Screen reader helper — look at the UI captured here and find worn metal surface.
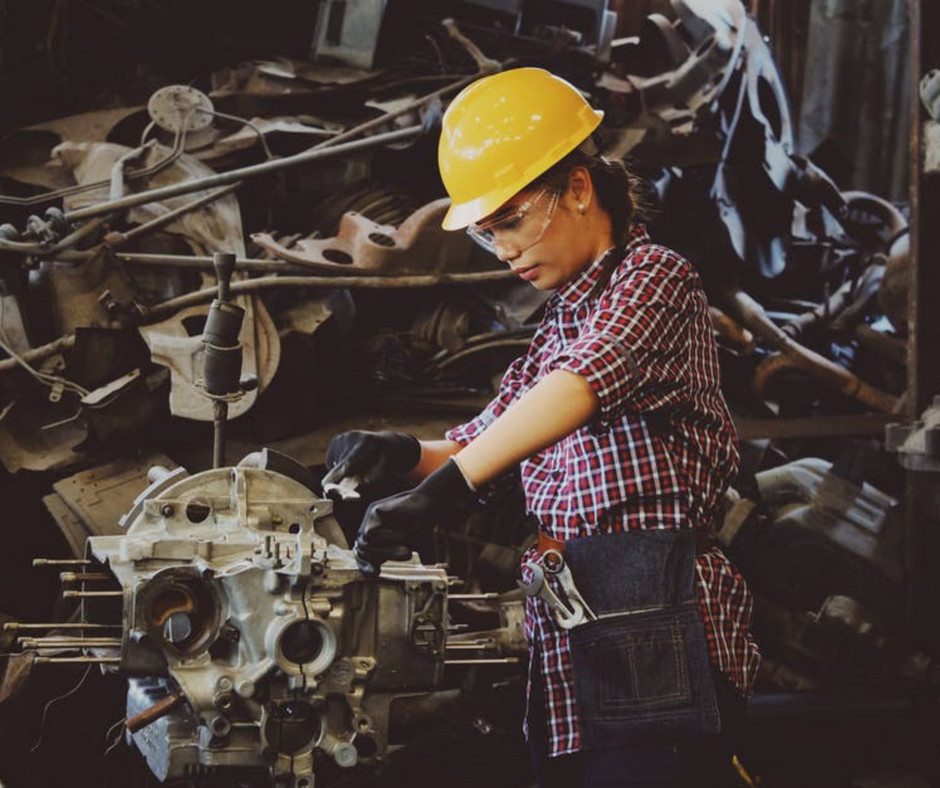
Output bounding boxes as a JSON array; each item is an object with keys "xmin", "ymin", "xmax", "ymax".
[
  {"xmin": 41, "ymin": 453, "xmax": 179, "ymax": 555},
  {"xmin": 253, "ymin": 199, "xmax": 482, "ymax": 274}
]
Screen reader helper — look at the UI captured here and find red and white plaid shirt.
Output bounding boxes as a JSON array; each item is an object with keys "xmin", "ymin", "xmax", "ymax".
[{"xmin": 446, "ymin": 225, "xmax": 761, "ymax": 757}]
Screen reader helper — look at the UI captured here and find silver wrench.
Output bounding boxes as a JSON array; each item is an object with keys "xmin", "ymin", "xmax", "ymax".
[
  {"xmin": 542, "ymin": 549, "xmax": 597, "ymax": 626},
  {"xmin": 518, "ymin": 561, "xmax": 585, "ymax": 630}
]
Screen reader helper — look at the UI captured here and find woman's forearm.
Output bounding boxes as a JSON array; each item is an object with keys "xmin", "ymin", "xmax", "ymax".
[
  {"xmin": 455, "ymin": 369, "xmax": 598, "ymax": 487},
  {"xmin": 409, "ymin": 439, "xmax": 463, "ymax": 481}
]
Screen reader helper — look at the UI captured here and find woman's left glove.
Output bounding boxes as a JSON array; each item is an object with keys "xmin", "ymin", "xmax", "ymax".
[{"xmin": 354, "ymin": 459, "xmax": 477, "ymax": 576}]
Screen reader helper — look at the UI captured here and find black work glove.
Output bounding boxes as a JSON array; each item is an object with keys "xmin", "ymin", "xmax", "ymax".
[
  {"xmin": 322, "ymin": 430, "xmax": 421, "ymax": 494},
  {"xmin": 354, "ymin": 459, "xmax": 478, "ymax": 576}
]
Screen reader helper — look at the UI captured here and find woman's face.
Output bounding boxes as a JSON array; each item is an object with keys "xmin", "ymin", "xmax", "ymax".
[{"xmin": 467, "ymin": 168, "xmax": 613, "ymax": 291}]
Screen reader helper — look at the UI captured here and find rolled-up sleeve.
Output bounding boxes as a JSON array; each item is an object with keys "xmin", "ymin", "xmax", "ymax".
[{"xmin": 550, "ymin": 246, "xmax": 696, "ymax": 424}]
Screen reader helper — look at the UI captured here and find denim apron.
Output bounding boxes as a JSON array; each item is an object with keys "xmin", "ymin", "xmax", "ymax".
[{"xmin": 562, "ymin": 529, "xmax": 720, "ymax": 749}]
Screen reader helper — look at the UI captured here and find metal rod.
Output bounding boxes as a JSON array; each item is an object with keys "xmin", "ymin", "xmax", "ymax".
[
  {"xmin": 33, "ymin": 656, "xmax": 121, "ymax": 664},
  {"xmin": 104, "ymin": 184, "xmax": 239, "ymax": 248},
  {"xmin": 62, "ymin": 590, "xmax": 123, "ymax": 599},
  {"xmin": 126, "ymin": 691, "xmax": 186, "ymax": 734},
  {"xmin": 65, "ymin": 125, "xmax": 423, "ymax": 221},
  {"xmin": 444, "ymin": 658, "xmax": 522, "ymax": 665},
  {"xmin": 212, "ymin": 400, "xmax": 227, "ymax": 469},
  {"xmin": 20, "ymin": 638, "xmax": 123, "ymax": 647},
  {"xmin": 33, "ymin": 558, "xmax": 91, "ymax": 566},
  {"xmin": 100, "ymin": 252, "xmax": 300, "ymax": 273},
  {"xmin": 4, "ymin": 622, "xmax": 119, "ymax": 631},
  {"xmin": 444, "ymin": 642, "xmax": 496, "ymax": 650},
  {"xmin": 448, "ymin": 593, "xmax": 501, "ymax": 600},
  {"xmin": 138, "ymin": 268, "xmax": 516, "ymax": 322},
  {"xmin": 0, "ymin": 335, "xmax": 77, "ymax": 375},
  {"xmin": 734, "ymin": 413, "xmax": 899, "ymax": 440},
  {"xmin": 59, "ymin": 572, "xmax": 110, "ymax": 583}
]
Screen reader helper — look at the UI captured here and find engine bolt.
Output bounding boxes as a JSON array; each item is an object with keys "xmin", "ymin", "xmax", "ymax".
[
  {"xmin": 160, "ymin": 504, "xmax": 174, "ymax": 517},
  {"xmin": 236, "ymin": 678, "xmax": 255, "ymax": 698}
]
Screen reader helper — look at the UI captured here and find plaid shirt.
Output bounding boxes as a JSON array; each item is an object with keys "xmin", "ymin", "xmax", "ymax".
[{"xmin": 446, "ymin": 225, "xmax": 761, "ymax": 757}]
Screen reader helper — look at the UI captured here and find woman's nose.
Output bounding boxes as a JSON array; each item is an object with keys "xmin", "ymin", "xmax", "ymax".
[{"xmin": 493, "ymin": 239, "xmax": 519, "ymax": 263}]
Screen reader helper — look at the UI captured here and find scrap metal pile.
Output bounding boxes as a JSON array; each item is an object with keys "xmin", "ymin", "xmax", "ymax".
[{"xmin": 0, "ymin": 1, "xmax": 927, "ymax": 786}]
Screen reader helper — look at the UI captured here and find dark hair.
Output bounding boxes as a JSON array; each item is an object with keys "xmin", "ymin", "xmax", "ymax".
[{"xmin": 530, "ymin": 146, "xmax": 649, "ymax": 247}]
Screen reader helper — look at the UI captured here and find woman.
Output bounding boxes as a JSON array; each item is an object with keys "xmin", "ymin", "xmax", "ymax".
[{"xmin": 324, "ymin": 67, "xmax": 760, "ymax": 787}]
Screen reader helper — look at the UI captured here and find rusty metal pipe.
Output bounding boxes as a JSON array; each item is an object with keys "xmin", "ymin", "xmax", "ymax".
[
  {"xmin": 709, "ymin": 306, "xmax": 756, "ymax": 353},
  {"xmin": 855, "ymin": 323, "xmax": 907, "ymax": 366},
  {"xmin": 725, "ymin": 288, "xmax": 899, "ymax": 413},
  {"xmin": 59, "ymin": 572, "xmax": 110, "ymax": 583},
  {"xmin": 125, "ymin": 691, "xmax": 186, "ymax": 734}
]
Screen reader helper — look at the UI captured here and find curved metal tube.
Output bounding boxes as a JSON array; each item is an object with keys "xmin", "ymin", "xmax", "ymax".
[
  {"xmin": 841, "ymin": 190, "xmax": 908, "ymax": 250},
  {"xmin": 708, "ymin": 306, "xmax": 756, "ymax": 354},
  {"xmin": 0, "ymin": 127, "xmax": 186, "ymax": 208},
  {"xmin": 725, "ymin": 288, "xmax": 899, "ymax": 413}
]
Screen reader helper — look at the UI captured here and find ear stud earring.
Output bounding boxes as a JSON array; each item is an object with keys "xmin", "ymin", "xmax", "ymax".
[{"xmin": 577, "ymin": 203, "xmax": 585, "ymax": 214}]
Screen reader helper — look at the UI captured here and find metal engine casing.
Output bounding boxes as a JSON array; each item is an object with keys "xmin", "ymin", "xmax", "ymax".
[{"xmin": 88, "ymin": 465, "xmax": 451, "ymax": 784}]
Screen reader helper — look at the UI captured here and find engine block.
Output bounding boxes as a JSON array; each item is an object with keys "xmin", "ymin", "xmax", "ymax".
[{"xmin": 85, "ymin": 463, "xmax": 455, "ymax": 785}]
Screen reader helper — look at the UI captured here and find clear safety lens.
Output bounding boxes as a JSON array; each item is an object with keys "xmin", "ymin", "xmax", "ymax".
[{"xmin": 466, "ymin": 187, "xmax": 559, "ymax": 255}]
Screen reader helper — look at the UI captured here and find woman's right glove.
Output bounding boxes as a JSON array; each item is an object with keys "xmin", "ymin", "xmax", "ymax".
[{"xmin": 322, "ymin": 430, "xmax": 421, "ymax": 495}]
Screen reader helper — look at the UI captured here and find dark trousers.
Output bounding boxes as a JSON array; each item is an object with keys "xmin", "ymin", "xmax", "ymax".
[{"xmin": 527, "ymin": 665, "xmax": 745, "ymax": 788}]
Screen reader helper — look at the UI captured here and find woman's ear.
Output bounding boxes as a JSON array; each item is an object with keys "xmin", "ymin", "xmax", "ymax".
[{"xmin": 567, "ymin": 166, "xmax": 594, "ymax": 211}]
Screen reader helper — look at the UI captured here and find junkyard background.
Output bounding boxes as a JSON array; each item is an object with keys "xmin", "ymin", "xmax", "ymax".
[{"xmin": 1, "ymin": 1, "xmax": 939, "ymax": 787}]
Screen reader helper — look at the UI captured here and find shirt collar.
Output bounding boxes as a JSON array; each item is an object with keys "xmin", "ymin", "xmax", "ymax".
[{"xmin": 549, "ymin": 223, "xmax": 651, "ymax": 311}]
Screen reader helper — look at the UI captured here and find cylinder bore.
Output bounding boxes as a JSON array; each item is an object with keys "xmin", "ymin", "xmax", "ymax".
[
  {"xmin": 263, "ymin": 700, "xmax": 322, "ymax": 755},
  {"xmin": 277, "ymin": 619, "xmax": 336, "ymax": 677},
  {"xmin": 139, "ymin": 574, "xmax": 219, "ymax": 655}
]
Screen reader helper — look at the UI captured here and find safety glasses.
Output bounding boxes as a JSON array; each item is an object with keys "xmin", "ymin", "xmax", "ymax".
[{"xmin": 466, "ymin": 187, "xmax": 560, "ymax": 255}]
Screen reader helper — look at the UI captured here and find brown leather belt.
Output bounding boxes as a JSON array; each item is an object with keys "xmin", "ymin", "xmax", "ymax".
[{"xmin": 537, "ymin": 531, "xmax": 566, "ymax": 555}]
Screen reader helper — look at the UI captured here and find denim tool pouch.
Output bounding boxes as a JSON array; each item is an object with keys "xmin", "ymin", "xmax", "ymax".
[{"xmin": 563, "ymin": 529, "xmax": 720, "ymax": 748}]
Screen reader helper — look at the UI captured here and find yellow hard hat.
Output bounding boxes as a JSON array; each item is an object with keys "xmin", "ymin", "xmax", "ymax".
[{"xmin": 438, "ymin": 68, "xmax": 604, "ymax": 230}]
